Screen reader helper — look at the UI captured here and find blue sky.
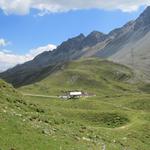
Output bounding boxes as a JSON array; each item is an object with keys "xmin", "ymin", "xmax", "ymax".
[{"xmin": 0, "ymin": 0, "xmax": 149, "ymax": 72}]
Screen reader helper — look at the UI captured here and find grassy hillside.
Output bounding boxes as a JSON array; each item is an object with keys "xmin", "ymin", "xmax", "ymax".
[
  {"xmin": 21, "ymin": 93, "xmax": 150, "ymax": 150},
  {"xmin": 0, "ymin": 79, "xmax": 61, "ymax": 149},
  {"xmin": 0, "ymin": 80, "xmax": 85, "ymax": 149},
  {"xmin": 0, "ymin": 58, "xmax": 150, "ymax": 150},
  {"xmin": 20, "ymin": 58, "xmax": 137, "ymax": 96}
]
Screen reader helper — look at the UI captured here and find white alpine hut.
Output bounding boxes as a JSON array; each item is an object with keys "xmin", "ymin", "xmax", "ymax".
[{"xmin": 69, "ymin": 91, "xmax": 82, "ymax": 98}]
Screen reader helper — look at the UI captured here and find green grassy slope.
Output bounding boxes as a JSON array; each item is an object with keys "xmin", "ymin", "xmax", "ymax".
[
  {"xmin": 17, "ymin": 93, "xmax": 150, "ymax": 150},
  {"xmin": 20, "ymin": 58, "xmax": 137, "ymax": 96},
  {"xmin": 0, "ymin": 80, "xmax": 83, "ymax": 150},
  {"xmin": 0, "ymin": 58, "xmax": 150, "ymax": 150}
]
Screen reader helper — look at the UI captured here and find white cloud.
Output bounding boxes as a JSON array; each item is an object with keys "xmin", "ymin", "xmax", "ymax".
[
  {"xmin": 0, "ymin": 44, "xmax": 56, "ymax": 72},
  {"xmin": 0, "ymin": 0, "xmax": 31, "ymax": 15},
  {"xmin": 26, "ymin": 44, "xmax": 56, "ymax": 59},
  {"xmin": 0, "ymin": 0, "xmax": 150, "ymax": 15},
  {"xmin": 0, "ymin": 38, "xmax": 9, "ymax": 47}
]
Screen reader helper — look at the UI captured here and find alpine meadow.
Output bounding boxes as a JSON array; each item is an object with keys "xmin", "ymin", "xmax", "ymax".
[{"xmin": 0, "ymin": 1, "xmax": 150, "ymax": 150}]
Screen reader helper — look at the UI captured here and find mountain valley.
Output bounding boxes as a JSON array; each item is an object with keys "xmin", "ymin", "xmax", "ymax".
[{"xmin": 0, "ymin": 6, "xmax": 150, "ymax": 150}]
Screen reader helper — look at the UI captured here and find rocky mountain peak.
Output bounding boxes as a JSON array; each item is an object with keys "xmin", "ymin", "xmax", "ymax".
[
  {"xmin": 81, "ymin": 31, "xmax": 107, "ymax": 47},
  {"xmin": 88, "ymin": 31, "xmax": 105, "ymax": 37},
  {"xmin": 139, "ymin": 6, "xmax": 150, "ymax": 19},
  {"xmin": 77, "ymin": 33, "xmax": 85, "ymax": 39},
  {"xmin": 134, "ymin": 6, "xmax": 150, "ymax": 29},
  {"xmin": 56, "ymin": 33, "xmax": 85, "ymax": 52}
]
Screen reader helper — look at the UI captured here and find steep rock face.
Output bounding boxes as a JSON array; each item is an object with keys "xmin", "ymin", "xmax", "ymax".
[
  {"xmin": 81, "ymin": 31, "xmax": 107, "ymax": 47},
  {"xmin": 134, "ymin": 6, "xmax": 150, "ymax": 30},
  {"xmin": 93, "ymin": 7, "xmax": 150, "ymax": 59},
  {"xmin": 94, "ymin": 21, "xmax": 136, "ymax": 58}
]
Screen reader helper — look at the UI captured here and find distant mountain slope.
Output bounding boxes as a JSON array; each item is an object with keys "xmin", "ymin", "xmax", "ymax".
[
  {"xmin": 110, "ymin": 30, "xmax": 150, "ymax": 81},
  {"xmin": 87, "ymin": 6, "xmax": 150, "ymax": 60},
  {"xmin": 0, "ymin": 31, "xmax": 107, "ymax": 87},
  {"xmin": 108, "ymin": 7, "xmax": 150, "ymax": 81},
  {"xmin": 81, "ymin": 7, "xmax": 150, "ymax": 81},
  {"xmin": 19, "ymin": 58, "xmax": 136, "ymax": 96},
  {"xmin": 0, "ymin": 7, "xmax": 150, "ymax": 86}
]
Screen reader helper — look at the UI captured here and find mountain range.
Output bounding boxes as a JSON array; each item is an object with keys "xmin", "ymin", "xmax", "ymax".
[{"xmin": 0, "ymin": 6, "xmax": 150, "ymax": 86}]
